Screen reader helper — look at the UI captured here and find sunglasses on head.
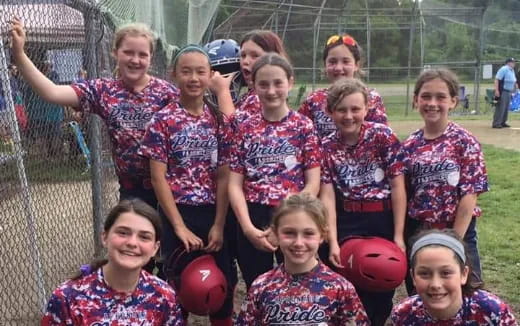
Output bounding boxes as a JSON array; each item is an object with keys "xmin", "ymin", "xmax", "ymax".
[{"xmin": 326, "ymin": 34, "xmax": 357, "ymax": 47}]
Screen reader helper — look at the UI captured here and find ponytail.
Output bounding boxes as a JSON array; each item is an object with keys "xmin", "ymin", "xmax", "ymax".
[{"xmin": 70, "ymin": 258, "xmax": 108, "ymax": 280}]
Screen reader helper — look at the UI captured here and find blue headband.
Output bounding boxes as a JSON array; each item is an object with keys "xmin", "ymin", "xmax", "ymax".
[
  {"xmin": 172, "ymin": 44, "xmax": 210, "ymax": 68},
  {"xmin": 411, "ymin": 233, "xmax": 466, "ymax": 263}
]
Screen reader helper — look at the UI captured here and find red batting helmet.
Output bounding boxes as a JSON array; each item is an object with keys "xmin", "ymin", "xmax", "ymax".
[
  {"xmin": 339, "ymin": 236, "xmax": 407, "ymax": 292},
  {"xmin": 165, "ymin": 249, "xmax": 227, "ymax": 316}
]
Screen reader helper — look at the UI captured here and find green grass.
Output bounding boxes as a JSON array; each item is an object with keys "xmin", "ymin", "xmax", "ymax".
[{"xmin": 477, "ymin": 145, "xmax": 520, "ymax": 313}]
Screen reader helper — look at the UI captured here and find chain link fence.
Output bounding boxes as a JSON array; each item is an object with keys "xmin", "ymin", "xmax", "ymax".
[
  {"xmin": 213, "ymin": 0, "xmax": 519, "ymax": 115},
  {"xmin": 0, "ymin": 0, "xmax": 517, "ymax": 323},
  {"xmin": 0, "ymin": 0, "xmax": 179, "ymax": 323}
]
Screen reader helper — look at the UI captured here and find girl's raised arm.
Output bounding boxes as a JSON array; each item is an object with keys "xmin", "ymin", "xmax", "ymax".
[{"xmin": 10, "ymin": 18, "xmax": 79, "ymax": 107}]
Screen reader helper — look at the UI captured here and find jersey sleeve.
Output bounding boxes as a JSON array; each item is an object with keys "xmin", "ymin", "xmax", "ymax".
[
  {"xmin": 458, "ymin": 134, "xmax": 489, "ymax": 196},
  {"xmin": 229, "ymin": 124, "xmax": 246, "ymax": 175},
  {"xmin": 70, "ymin": 79, "xmax": 102, "ymax": 115},
  {"xmin": 40, "ymin": 291, "xmax": 72, "ymax": 326},
  {"xmin": 164, "ymin": 292, "xmax": 187, "ymax": 326},
  {"xmin": 298, "ymin": 96, "xmax": 313, "ymax": 120},
  {"xmin": 337, "ymin": 281, "xmax": 371, "ymax": 325},
  {"xmin": 235, "ymin": 284, "xmax": 262, "ymax": 326},
  {"xmin": 139, "ymin": 110, "xmax": 169, "ymax": 164},
  {"xmin": 498, "ymin": 303, "xmax": 518, "ymax": 325},
  {"xmin": 379, "ymin": 126, "xmax": 405, "ymax": 178},
  {"xmin": 320, "ymin": 139, "xmax": 333, "ymax": 185},
  {"xmin": 366, "ymin": 89, "xmax": 388, "ymax": 125},
  {"xmin": 302, "ymin": 120, "xmax": 322, "ymax": 170},
  {"xmin": 217, "ymin": 116, "xmax": 233, "ymax": 167},
  {"xmin": 390, "ymin": 297, "xmax": 415, "ymax": 325}
]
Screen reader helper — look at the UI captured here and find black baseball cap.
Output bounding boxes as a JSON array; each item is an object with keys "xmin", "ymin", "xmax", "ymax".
[{"xmin": 505, "ymin": 57, "xmax": 516, "ymax": 63}]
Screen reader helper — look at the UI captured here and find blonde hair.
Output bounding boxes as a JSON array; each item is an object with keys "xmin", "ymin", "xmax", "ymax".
[
  {"xmin": 113, "ymin": 22, "xmax": 155, "ymax": 55},
  {"xmin": 271, "ymin": 193, "xmax": 328, "ymax": 237},
  {"xmin": 326, "ymin": 77, "xmax": 368, "ymax": 113}
]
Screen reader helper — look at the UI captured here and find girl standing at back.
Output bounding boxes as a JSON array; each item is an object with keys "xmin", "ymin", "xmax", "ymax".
[
  {"xmin": 208, "ymin": 31, "xmax": 290, "ymax": 293},
  {"xmin": 228, "ymin": 53, "xmax": 321, "ymax": 289},
  {"xmin": 236, "ymin": 193, "xmax": 370, "ymax": 325},
  {"xmin": 139, "ymin": 45, "xmax": 234, "ymax": 325},
  {"xmin": 299, "ymin": 33, "xmax": 387, "ymax": 139},
  {"xmin": 211, "ymin": 30, "xmax": 289, "ymax": 121},
  {"xmin": 401, "ymin": 69, "xmax": 488, "ymax": 292},
  {"xmin": 9, "ymin": 19, "xmax": 179, "ymax": 207},
  {"xmin": 236, "ymin": 30, "xmax": 289, "ymax": 111},
  {"xmin": 391, "ymin": 229, "xmax": 517, "ymax": 325},
  {"xmin": 41, "ymin": 199, "xmax": 185, "ymax": 325},
  {"xmin": 319, "ymin": 78, "xmax": 406, "ymax": 326}
]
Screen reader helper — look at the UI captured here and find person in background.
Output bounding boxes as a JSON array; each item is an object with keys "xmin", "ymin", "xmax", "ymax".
[
  {"xmin": 492, "ymin": 57, "xmax": 516, "ymax": 129},
  {"xmin": 228, "ymin": 53, "xmax": 321, "ymax": 289},
  {"xmin": 299, "ymin": 33, "xmax": 387, "ymax": 140}
]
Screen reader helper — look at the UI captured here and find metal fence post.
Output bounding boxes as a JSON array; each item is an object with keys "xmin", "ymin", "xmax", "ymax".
[
  {"xmin": 0, "ymin": 37, "xmax": 47, "ymax": 312},
  {"xmin": 83, "ymin": 10, "xmax": 104, "ymax": 256},
  {"xmin": 405, "ymin": 2, "xmax": 418, "ymax": 117},
  {"xmin": 474, "ymin": 6, "xmax": 487, "ymax": 114}
]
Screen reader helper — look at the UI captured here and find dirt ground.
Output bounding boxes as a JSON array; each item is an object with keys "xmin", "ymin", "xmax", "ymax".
[{"xmin": 389, "ymin": 119, "xmax": 520, "ymax": 152}]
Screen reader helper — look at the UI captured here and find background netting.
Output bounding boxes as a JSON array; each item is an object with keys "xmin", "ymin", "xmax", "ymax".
[
  {"xmin": 212, "ymin": 0, "xmax": 519, "ymax": 114},
  {"xmin": 0, "ymin": 0, "xmax": 220, "ymax": 324}
]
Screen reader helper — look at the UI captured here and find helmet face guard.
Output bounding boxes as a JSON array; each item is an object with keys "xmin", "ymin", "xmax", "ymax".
[
  {"xmin": 203, "ymin": 39, "xmax": 245, "ymax": 109},
  {"xmin": 339, "ymin": 236, "xmax": 407, "ymax": 292},
  {"xmin": 165, "ymin": 248, "xmax": 227, "ymax": 316}
]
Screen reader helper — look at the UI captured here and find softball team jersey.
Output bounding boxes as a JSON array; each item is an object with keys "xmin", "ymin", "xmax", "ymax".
[
  {"xmin": 233, "ymin": 89, "xmax": 261, "ymax": 127},
  {"xmin": 139, "ymin": 102, "xmax": 227, "ymax": 205},
  {"xmin": 299, "ymin": 88, "xmax": 388, "ymax": 139},
  {"xmin": 401, "ymin": 122, "xmax": 489, "ymax": 224},
  {"xmin": 391, "ymin": 290, "xmax": 517, "ymax": 325},
  {"xmin": 41, "ymin": 268, "xmax": 184, "ymax": 326},
  {"xmin": 71, "ymin": 77, "xmax": 179, "ymax": 189},
  {"xmin": 236, "ymin": 262, "xmax": 370, "ymax": 325},
  {"xmin": 230, "ymin": 110, "xmax": 321, "ymax": 206},
  {"xmin": 321, "ymin": 122, "xmax": 404, "ymax": 201}
]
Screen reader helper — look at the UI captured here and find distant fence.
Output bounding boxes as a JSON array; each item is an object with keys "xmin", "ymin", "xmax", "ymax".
[{"xmin": 0, "ymin": 1, "xmax": 169, "ymax": 324}]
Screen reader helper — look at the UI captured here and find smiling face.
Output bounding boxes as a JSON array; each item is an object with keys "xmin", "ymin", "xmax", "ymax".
[
  {"xmin": 275, "ymin": 210, "xmax": 324, "ymax": 274},
  {"xmin": 102, "ymin": 211, "xmax": 159, "ymax": 272},
  {"xmin": 414, "ymin": 78, "xmax": 457, "ymax": 128},
  {"xmin": 240, "ymin": 40, "xmax": 266, "ymax": 87},
  {"xmin": 173, "ymin": 51, "xmax": 212, "ymax": 100},
  {"xmin": 330, "ymin": 91, "xmax": 367, "ymax": 143},
  {"xmin": 113, "ymin": 35, "xmax": 152, "ymax": 86},
  {"xmin": 254, "ymin": 64, "xmax": 293, "ymax": 112},
  {"xmin": 325, "ymin": 45, "xmax": 359, "ymax": 83},
  {"xmin": 412, "ymin": 246, "xmax": 469, "ymax": 320}
]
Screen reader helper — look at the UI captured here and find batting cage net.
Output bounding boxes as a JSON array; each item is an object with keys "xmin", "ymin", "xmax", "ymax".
[{"xmin": 0, "ymin": 0, "xmax": 219, "ymax": 324}]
